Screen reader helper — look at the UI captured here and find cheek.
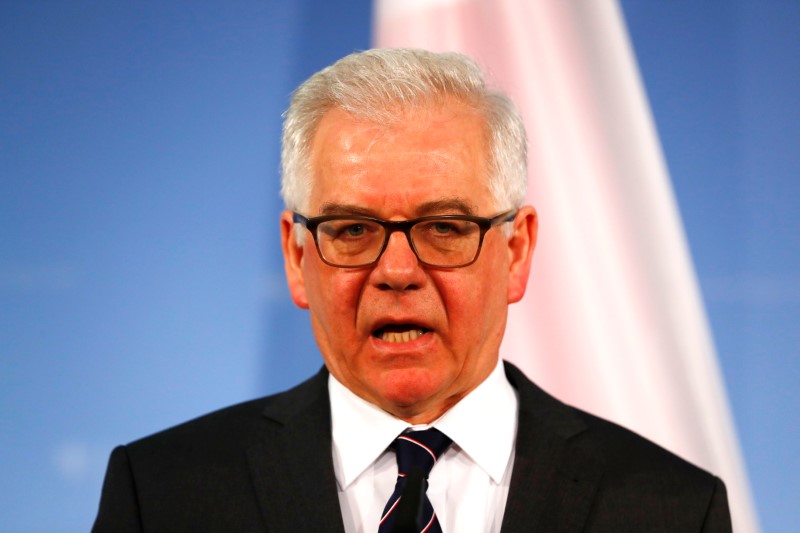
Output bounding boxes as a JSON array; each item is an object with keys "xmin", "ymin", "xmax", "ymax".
[
  {"xmin": 439, "ymin": 253, "xmax": 508, "ymax": 340},
  {"xmin": 304, "ymin": 263, "xmax": 366, "ymax": 331},
  {"xmin": 436, "ymin": 273, "xmax": 491, "ymax": 334}
]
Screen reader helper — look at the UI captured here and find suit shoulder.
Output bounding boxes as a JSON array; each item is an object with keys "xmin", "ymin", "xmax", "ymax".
[
  {"xmin": 94, "ymin": 370, "xmax": 332, "ymax": 529},
  {"xmin": 566, "ymin": 408, "xmax": 730, "ymax": 530},
  {"xmin": 505, "ymin": 363, "xmax": 731, "ymax": 529},
  {"xmin": 125, "ymin": 368, "xmax": 328, "ymax": 459},
  {"xmin": 570, "ymin": 407, "xmax": 717, "ymax": 485},
  {"xmin": 506, "ymin": 361, "xmax": 718, "ymax": 484},
  {"xmin": 506, "ymin": 361, "xmax": 725, "ymax": 503}
]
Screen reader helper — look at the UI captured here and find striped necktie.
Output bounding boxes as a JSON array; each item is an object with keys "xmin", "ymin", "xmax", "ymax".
[{"xmin": 378, "ymin": 428, "xmax": 452, "ymax": 533}]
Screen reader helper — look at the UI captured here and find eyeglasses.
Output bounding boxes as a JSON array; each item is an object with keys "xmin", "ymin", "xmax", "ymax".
[{"xmin": 292, "ymin": 210, "xmax": 517, "ymax": 268}]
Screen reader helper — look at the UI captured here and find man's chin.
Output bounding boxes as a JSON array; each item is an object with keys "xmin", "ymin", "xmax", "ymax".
[{"xmin": 372, "ymin": 367, "xmax": 454, "ymax": 421}]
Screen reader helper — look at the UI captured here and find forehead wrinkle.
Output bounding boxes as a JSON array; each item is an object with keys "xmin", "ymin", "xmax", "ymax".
[
  {"xmin": 361, "ymin": 120, "xmax": 482, "ymax": 175},
  {"xmin": 318, "ymin": 198, "xmax": 478, "ymax": 219}
]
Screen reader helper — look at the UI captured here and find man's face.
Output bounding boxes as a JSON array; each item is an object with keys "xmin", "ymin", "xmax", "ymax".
[{"xmin": 281, "ymin": 103, "xmax": 536, "ymax": 423}]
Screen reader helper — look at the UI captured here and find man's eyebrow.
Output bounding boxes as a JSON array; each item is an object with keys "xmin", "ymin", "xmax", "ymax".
[
  {"xmin": 414, "ymin": 199, "xmax": 477, "ymax": 216},
  {"xmin": 318, "ymin": 203, "xmax": 376, "ymax": 216}
]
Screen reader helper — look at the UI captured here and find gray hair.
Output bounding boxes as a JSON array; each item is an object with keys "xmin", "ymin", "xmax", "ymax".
[{"xmin": 280, "ymin": 48, "xmax": 527, "ymax": 214}]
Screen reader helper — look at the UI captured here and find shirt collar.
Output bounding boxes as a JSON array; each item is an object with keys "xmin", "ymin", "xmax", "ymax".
[
  {"xmin": 329, "ymin": 374, "xmax": 409, "ymax": 490},
  {"xmin": 329, "ymin": 358, "xmax": 518, "ymax": 489},
  {"xmin": 434, "ymin": 359, "xmax": 518, "ymax": 483}
]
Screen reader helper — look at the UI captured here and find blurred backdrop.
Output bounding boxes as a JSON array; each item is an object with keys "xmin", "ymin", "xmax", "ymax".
[{"xmin": 1, "ymin": 1, "xmax": 797, "ymax": 531}]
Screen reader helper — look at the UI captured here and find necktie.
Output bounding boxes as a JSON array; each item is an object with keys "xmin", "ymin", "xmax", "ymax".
[{"xmin": 378, "ymin": 428, "xmax": 452, "ymax": 533}]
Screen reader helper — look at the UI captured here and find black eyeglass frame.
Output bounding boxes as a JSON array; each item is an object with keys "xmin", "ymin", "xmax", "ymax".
[{"xmin": 292, "ymin": 209, "xmax": 518, "ymax": 268}]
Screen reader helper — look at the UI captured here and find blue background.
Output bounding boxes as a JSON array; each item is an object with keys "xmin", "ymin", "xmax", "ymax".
[{"xmin": 1, "ymin": 1, "xmax": 796, "ymax": 531}]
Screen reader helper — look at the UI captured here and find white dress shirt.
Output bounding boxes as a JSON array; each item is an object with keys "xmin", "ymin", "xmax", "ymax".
[{"xmin": 329, "ymin": 358, "xmax": 519, "ymax": 533}]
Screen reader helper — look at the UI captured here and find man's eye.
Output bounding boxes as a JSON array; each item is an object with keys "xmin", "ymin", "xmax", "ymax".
[
  {"xmin": 432, "ymin": 222, "xmax": 456, "ymax": 234},
  {"xmin": 344, "ymin": 224, "xmax": 365, "ymax": 236},
  {"xmin": 320, "ymin": 220, "xmax": 379, "ymax": 240},
  {"xmin": 422, "ymin": 220, "xmax": 470, "ymax": 236}
]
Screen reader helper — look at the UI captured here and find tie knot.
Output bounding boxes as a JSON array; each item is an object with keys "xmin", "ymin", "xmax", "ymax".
[{"xmin": 393, "ymin": 428, "xmax": 452, "ymax": 478}]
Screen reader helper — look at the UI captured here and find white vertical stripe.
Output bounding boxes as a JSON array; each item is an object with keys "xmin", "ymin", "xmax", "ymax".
[{"xmin": 374, "ymin": 0, "xmax": 758, "ymax": 531}]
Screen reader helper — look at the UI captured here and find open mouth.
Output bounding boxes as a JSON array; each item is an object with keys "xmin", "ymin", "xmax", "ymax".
[{"xmin": 372, "ymin": 324, "xmax": 430, "ymax": 343}]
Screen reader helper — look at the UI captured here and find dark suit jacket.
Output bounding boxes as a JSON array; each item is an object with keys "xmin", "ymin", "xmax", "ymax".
[{"xmin": 93, "ymin": 362, "xmax": 732, "ymax": 532}]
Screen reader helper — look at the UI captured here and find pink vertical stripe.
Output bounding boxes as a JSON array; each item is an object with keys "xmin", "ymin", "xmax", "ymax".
[{"xmin": 374, "ymin": 0, "xmax": 758, "ymax": 531}]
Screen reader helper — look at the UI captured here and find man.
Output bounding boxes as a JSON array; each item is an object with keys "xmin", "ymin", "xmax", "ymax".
[{"xmin": 93, "ymin": 49, "xmax": 732, "ymax": 532}]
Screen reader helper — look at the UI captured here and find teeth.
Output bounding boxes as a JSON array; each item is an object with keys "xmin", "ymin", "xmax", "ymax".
[{"xmin": 381, "ymin": 329, "xmax": 424, "ymax": 343}]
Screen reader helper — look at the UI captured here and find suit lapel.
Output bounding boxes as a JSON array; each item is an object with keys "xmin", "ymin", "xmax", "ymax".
[
  {"xmin": 501, "ymin": 363, "xmax": 605, "ymax": 533},
  {"xmin": 246, "ymin": 369, "xmax": 345, "ymax": 533}
]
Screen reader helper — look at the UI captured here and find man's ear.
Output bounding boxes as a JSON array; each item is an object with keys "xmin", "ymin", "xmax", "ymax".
[
  {"xmin": 280, "ymin": 210, "xmax": 309, "ymax": 309},
  {"xmin": 506, "ymin": 205, "xmax": 538, "ymax": 304}
]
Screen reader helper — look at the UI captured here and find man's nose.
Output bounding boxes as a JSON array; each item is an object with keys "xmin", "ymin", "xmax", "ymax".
[{"xmin": 371, "ymin": 230, "xmax": 426, "ymax": 291}]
